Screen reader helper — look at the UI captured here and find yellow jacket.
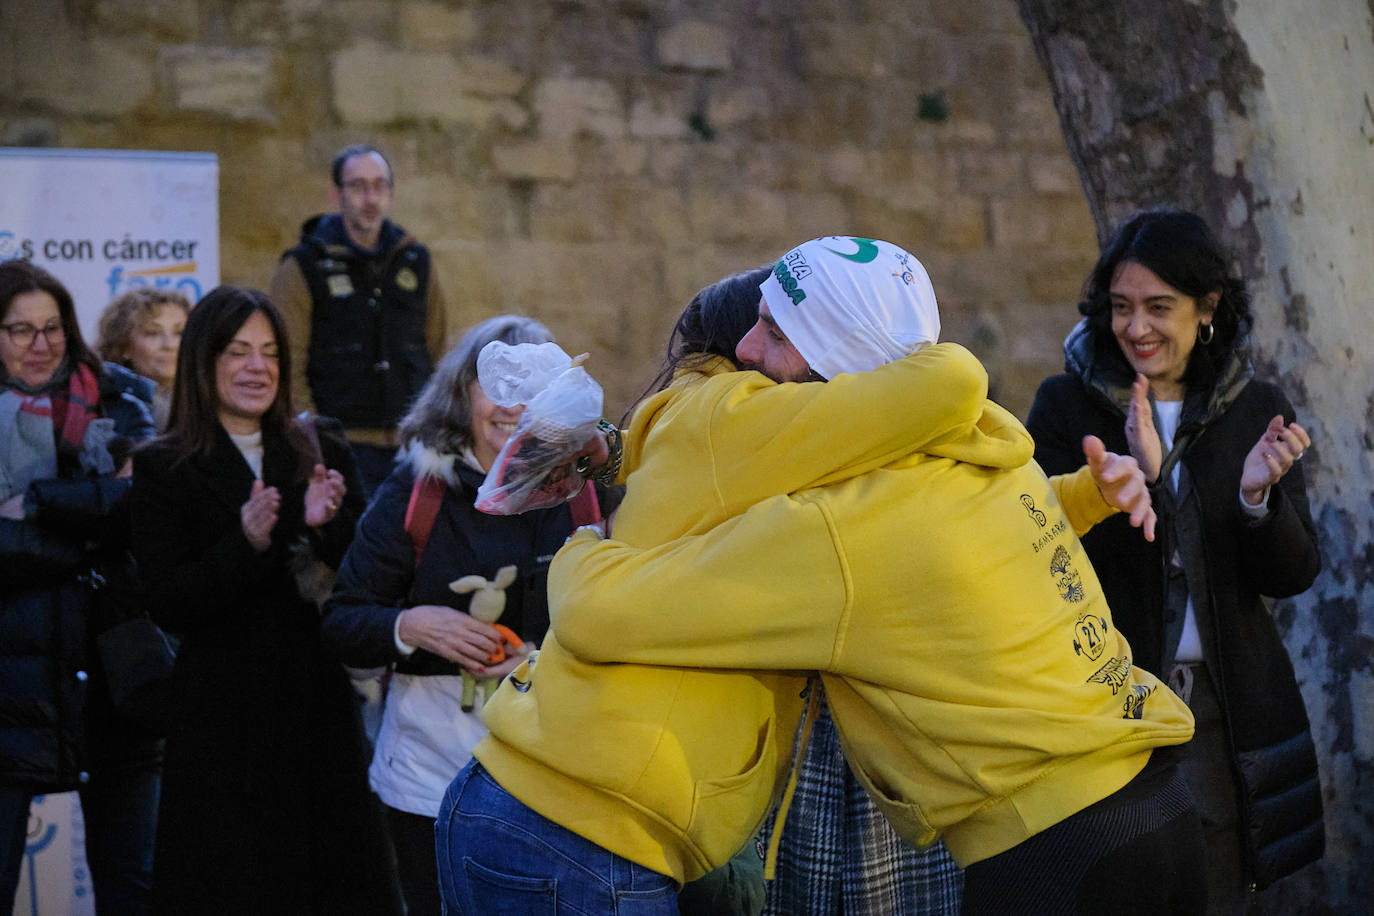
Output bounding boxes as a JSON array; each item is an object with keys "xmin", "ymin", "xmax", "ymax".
[
  {"xmin": 478, "ymin": 344, "xmax": 1002, "ymax": 882},
  {"xmin": 549, "ymin": 360, "xmax": 1194, "ymax": 869}
]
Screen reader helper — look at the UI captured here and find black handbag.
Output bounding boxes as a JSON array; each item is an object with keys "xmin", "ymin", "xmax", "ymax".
[
  {"xmin": 91, "ymin": 555, "xmax": 177, "ymax": 733},
  {"xmin": 97, "ymin": 616, "xmax": 176, "ymax": 720}
]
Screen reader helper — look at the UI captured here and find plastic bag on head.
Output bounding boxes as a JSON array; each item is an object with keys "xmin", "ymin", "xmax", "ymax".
[{"xmin": 475, "ymin": 342, "xmax": 604, "ymax": 515}]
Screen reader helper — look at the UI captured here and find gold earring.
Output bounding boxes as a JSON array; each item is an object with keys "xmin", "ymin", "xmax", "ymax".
[{"xmin": 1197, "ymin": 323, "xmax": 1214, "ymax": 345}]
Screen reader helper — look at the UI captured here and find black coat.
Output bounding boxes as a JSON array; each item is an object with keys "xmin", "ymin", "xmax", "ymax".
[
  {"xmin": 130, "ymin": 419, "xmax": 401, "ymax": 915},
  {"xmin": 1028, "ymin": 346, "xmax": 1324, "ymax": 889},
  {"xmin": 0, "ymin": 363, "xmax": 158, "ymax": 788}
]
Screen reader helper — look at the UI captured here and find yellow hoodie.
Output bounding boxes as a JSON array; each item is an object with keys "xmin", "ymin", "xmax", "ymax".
[
  {"xmin": 477, "ymin": 345, "xmax": 1144, "ymax": 880},
  {"xmin": 548, "ymin": 364, "xmax": 1195, "ymax": 869},
  {"xmin": 477, "ymin": 344, "xmax": 1000, "ymax": 882}
]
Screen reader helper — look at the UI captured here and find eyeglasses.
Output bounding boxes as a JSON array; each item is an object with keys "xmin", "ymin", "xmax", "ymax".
[
  {"xmin": 1, "ymin": 320, "xmax": 65, "ymax": 349},
  {"xmin": 342, "ymin": 178, "xmax": 392, "ymax": 195}
]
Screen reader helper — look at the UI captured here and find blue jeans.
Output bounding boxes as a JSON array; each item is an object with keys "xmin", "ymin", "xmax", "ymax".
[
  {"xmin": 1, "ymin": 761, "xmax": 160, "ymax": 915},
  {"xmin": 435, "ymin": 760, "xmax": 679, "ymax": 916}
]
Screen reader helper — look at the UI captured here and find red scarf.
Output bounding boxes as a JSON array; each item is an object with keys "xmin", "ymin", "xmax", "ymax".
[{"xmin": 39, "ymin": 363, "xmax": 102, "ymax": 457}]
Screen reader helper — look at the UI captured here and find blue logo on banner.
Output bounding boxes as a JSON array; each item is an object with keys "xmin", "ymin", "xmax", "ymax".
[{"xmin": 23, "ymin": 797, "xmax": 58, "ymax": 916}]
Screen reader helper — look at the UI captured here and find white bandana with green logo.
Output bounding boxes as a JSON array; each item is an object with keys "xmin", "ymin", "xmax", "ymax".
[{"xmin": 759, "ymin": 236, "xmax": 941, "ymax": 379}]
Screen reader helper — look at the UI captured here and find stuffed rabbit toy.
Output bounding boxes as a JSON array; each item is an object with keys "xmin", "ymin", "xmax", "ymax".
[{"xmin": 450, "ymin": 565, "xmax": 528, "ymax": 711}]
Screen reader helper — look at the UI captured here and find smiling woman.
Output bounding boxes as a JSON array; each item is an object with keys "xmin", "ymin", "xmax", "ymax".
[
  {"xmin": 0, "ymin": 289, "xmax": 66, "ymax": 387},
  {"xmin": 96, "ymin": 287, "xmax": 191, "ymax": 430},
  {"xmin": 1027, "ymin": 208, "xmax": 1325, "ymax": 908},
  {"xmin": 129, "ymin": 286, "xmax": 402, "ymax": 913},
  {"xmin": 0, "ymin": 259, "xmax": 161, "ymax": 914},
  {"xmin": 214, "ymin": 309, "xmax": 280, "ymax": 435},
  {"xmin": 318, "ymin": 314, "xmax": 593, "ymax": 916},
  {"xmin": 1107, "ymin": 261, "xmax": 1216, "ymax": 402}
]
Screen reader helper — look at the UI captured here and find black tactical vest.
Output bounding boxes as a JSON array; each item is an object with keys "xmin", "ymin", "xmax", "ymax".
[{"xmin": 287, "ymin": 238, "xmax": 435, "ymax": 430}]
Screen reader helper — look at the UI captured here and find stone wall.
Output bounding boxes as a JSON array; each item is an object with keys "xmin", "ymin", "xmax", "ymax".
[{"xmin": 0, "ymin": 0, "xmax": 1098, "ymax": 419}]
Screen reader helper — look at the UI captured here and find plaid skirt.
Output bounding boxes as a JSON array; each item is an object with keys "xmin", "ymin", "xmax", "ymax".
[{"xmin": 760, "ymin": 686, "xmax": 963, "ymax": 916}]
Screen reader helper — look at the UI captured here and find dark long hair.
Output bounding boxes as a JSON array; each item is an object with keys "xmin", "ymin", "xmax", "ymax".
[
  {"xmin": 637, "ymin": 267, "xmax": 771, "ymax": 406},
  {"xmin": 0, "ymin": 259, "xmax": 101, "ymax": 382},
  {"xmin": 1079, "ymin": 207, "xmax": 1253, "ymax": 389},
  {"xmin": 398, "ymin": 314, "xmax": 554, "ymax": 456},
  {"xmin": 165, "ymin": 286, "xmax": 296, "ymax": 460}
]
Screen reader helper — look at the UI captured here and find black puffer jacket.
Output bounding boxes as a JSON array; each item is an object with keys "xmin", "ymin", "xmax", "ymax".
[
  {"xmin": 0, "ymin": 363, "xmax": 158, "ymax": 788},
  {"xmin": 1027, "ymin": 319, "xmax": 1324, "ymax": 890},
  {"xmin": 321, "ymin": 443, "xmax": 576, "ymax": 673}
]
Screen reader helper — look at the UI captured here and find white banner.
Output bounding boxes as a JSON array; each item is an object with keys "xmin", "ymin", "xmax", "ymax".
[
  {"xmin": 0, "ymin": 148, "xmax": 219, "ymax": 338},
  {"xmin": 14, "ymin": 794, "xmax": 92, "ymax": 916},
  {"xmin": 1, "ymin": 148, "xmax": 216, "ymax": 915}
]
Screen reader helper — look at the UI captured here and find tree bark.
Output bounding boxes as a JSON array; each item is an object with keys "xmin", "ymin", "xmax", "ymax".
[{"xmin": 1015, "ymin": 0, "xmax": 1374, "ymax": 911}]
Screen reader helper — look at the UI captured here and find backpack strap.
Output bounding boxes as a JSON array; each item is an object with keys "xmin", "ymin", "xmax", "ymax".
[
  {"xmin": 410, "ymin": 475, "xmax": 597, "ymax": 569},
  {"xmin": 404, "ymin": 475, "xmax": 447, "ymax": 569},
  {"xmin": 569, "ymin": 481, "xmax": 602, "ymax": 529}
]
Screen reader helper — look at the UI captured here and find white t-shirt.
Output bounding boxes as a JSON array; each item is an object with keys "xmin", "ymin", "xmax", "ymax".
[
  {"xmin": 228, "ymin": 430, "xmax": 264, "ymax": 479},
  {"xmin": 369, "ymin": 672, "xmax": 491, "ymax": 816},
  {"xmin": 1155, "ymin": 401, "xmax": 1204, "ymax": 663}
]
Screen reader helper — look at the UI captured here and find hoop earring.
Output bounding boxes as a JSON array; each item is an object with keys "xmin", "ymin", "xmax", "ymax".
[{"xmin": 1197, "ymin": 323, "xmax": 1214, "ymax": 345}]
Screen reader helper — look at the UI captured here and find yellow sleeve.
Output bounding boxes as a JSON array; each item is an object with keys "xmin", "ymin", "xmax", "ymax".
[
  {"xmin": 269, "ymin": 256, "xmax": 316, "ymax": 416},
  {"xmin": 1049, "ymin": 464, "xmax": 1117, "ymax": 537},
  {"xmin": 637, "ymin": 343, "xmax": 988, "ymax": 520},
  {"xmin": 550, "ymin": 496, "xmax": 847, "ymax": 670}
]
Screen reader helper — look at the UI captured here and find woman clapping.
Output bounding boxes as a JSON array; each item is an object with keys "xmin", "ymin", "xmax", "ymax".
[
  {"xmin": 1028, "ymin": 208, "xmax": 1323, "ymax": 912},
  {"xmin": 130, "ymin": 287, "xmax": 400, "ymax": 914}
]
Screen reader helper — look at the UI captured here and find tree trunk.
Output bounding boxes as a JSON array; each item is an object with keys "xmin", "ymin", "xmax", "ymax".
[{"xmin": 1014, "ymin": 0, "xmax": 1374, "ymax": 911}]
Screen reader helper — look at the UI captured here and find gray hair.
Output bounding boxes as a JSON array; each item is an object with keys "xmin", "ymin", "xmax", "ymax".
[{"xmin": 398, "ymin": 314, "xmax": 554, "ymax": 455}]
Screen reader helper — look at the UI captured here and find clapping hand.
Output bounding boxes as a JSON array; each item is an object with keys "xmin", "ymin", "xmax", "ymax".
[
  {"xmin": 304, "ymin": 464, "xmax": 347, "ymax": 528},
  {"xmin": 1124, "ymin": 373, "xmax": 1163, "ymax": 483},
  {"xmin": 1240, "ymin": 415, "xmax": 1310, "ymax": 507},
  {"xmin": 241, "ymin": 478, "xmax": 281, "ymax": 552},
  {"xmin": 1083, "ymin": 434, "xmax": 1157, "ymax": 542}
]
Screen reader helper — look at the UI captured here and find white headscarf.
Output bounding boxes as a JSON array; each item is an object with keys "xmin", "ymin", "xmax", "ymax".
[{"xmin": 758, "ymin": 236, "xmax": 941, "ymax": 379}]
